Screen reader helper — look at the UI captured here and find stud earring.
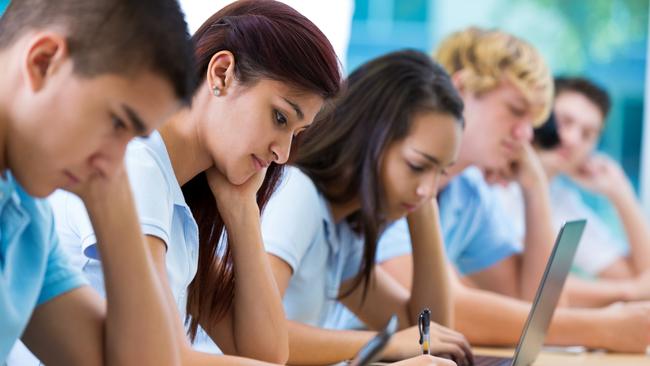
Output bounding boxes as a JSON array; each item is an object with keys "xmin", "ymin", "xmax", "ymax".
[{"xmin": 212, "ymin": 85, "xmax": 221, "ymax": 96}]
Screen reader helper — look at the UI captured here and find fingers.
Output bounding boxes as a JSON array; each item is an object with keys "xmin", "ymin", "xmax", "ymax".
[
  {"xmin": 430, "ymin": 343, "xmax": 469, "ymax": 366},
  {"xmin": 431, "ymin": 324, "xmax": 474, "ymax": 366}
]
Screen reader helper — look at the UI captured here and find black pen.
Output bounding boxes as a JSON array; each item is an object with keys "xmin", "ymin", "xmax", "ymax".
[{"xmin": 418, "ymin": 308, "xmax": 431, "ymax": 355}]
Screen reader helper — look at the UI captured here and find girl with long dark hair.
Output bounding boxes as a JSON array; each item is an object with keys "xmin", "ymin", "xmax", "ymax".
[{"xmin": 260, "ymin": 50, "xmax": 472, "ymax": 366}]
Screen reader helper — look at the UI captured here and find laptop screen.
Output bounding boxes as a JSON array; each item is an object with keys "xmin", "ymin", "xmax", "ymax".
[{"xmin": 511, "ymin": 219, "xmax": 586, "ymax": 366}]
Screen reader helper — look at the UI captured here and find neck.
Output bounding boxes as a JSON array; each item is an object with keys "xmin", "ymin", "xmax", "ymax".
[
  {"xmin": 159, "ymin": 107, "xmax": 213, "ymax": 186},
  {"xmin": 0, "ymin": 50, "xmax": 15, "ymax": 174}
]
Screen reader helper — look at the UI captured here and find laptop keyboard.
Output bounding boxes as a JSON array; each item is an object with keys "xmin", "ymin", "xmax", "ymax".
[{"xmin": 474, "ymin": 355, "xmax": 512, "ymax": 366}]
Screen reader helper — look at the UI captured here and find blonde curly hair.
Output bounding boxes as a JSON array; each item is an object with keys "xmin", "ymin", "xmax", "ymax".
[{"xmin": 435, "ymin": 27, "xmax": 553, "ymax": 126}]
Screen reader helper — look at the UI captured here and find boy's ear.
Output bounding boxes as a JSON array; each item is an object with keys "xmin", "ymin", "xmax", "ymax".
[
  {"xmin": 451, "ymin": 70, "xmax": 468, "ymax": 95},
  {"xmin": 23, "ymin": 32, "xmax": 69, "ymax": 92}
]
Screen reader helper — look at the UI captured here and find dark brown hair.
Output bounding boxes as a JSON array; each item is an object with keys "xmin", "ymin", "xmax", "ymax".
[
  {"xmin": 181, "ymin": 0, "xmax": 341, "ymax": 341},
  {"xmin": 0, "ymin": 0, "xmax": 196, "ymax": 104},
  {"xmin": 555, "ymin": 76, "xmax": 611, "ymax": 123},
  {"xmin": 292, "ymin": 50, "xmax": 463, "ymax": 299}
]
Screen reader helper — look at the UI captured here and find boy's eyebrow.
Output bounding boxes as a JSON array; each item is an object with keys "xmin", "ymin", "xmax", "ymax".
[{"xmin": 122, "ymin": 104, "xmax": 148, "ymax": 136}]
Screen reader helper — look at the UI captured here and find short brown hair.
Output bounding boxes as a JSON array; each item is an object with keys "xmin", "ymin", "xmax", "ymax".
[
  {"xmin": 555, "ymin": 77, "xmax": 611, "ymax": 122},
  {"xmin": 0, "ymin": 0, "xmax": 196, "ymax": 104}
]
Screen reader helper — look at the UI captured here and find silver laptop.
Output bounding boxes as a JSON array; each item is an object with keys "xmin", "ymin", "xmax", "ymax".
[{"xmin": 474, "ymin": 219, "xmax": 586, "ymax": 366}]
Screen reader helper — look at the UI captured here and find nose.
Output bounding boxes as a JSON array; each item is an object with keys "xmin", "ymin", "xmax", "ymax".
[
  {"xmin": 513, "ymin": 120, "xmax": 533, "ymax": 142},
  {"xmin": 416, "ymin": 173, "xmax": 439, "ymax": 200},
  {"xmin": 560, "ymin": 125, "xmax": 581, "ymax": 148},
  {"xmin": 271, "ymin": 133, "xmax": 292, "ymax": 165},
  {"xmin": 89, "ymin": 137, "xmax": 130, "ymax": 177}
]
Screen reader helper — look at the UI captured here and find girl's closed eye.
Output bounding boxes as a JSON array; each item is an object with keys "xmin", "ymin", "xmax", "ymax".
[
  {"xmin": 407, "ymin": 161, "xmax": 425, "ymax": 173},
  {"xmin": 273, "ymin": 109, "xmax": 288, "ymax": 126}
]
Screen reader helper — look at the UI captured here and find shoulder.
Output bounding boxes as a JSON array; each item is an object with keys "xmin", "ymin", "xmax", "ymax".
[
  {"xmin": 266, "ymin": 166, "xmax": 323, "ymax": 211},
  {"xmin": 442, "ymin": 167, "xmax": 491, "ymax": 210},
  {"xmin": 124, "ymin": 134, "xmax": 176, "ymax": 201}
]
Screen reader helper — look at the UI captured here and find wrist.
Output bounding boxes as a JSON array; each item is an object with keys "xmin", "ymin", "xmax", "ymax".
[
  {"xmin": 84, "ymin": 187, "xmax": 135, "ymax": 222},
  {"xmin": 219, "ymin": 200, "xmax": 260, "ymax": 227},
  {"xmin": 382, "ymin": 337, "xmax": 405, "ymax": 361},
  {"xmin": 520, "ymin": 173, "xmax": 549, "ymax": 193},
  {"xmin": 619, "ymin": 279, "xmax": 639, "ymax": 302}
]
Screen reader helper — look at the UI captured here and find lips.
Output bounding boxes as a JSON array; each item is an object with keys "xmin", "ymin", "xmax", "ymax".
[
  {"xmin": 63, "ymin": 170, "xmax": 81, "ymax": 185},
  {"xmin": 401, "ymin": 202, "xmax": 418, "ymax": 213},
  {"xmin": 556, "ymin": 148, "xmax": 572, "ymax": 160},
  {"xmin": 501, "ymin": 141, "xmax": 517, "ymax": 156},
  {"xmin": 252, "ymin": 155, "xmax": 270, "ymax": 171}
]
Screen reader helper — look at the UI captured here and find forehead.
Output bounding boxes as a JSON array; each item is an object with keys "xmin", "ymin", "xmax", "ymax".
[
  {"xmin": 81, "ymin": 70, "xmax": 179, "ymax": 131},
  {"xmin": 554, "ymin": 91, "xmax": 604, "ymax": 129},
  {"xmin": 400, "ymin": 111, "xmax": 461, "ymax": 161},
  {"xmin": 249, "ymin": 79, "xmax": 323, "ymax": 102}
]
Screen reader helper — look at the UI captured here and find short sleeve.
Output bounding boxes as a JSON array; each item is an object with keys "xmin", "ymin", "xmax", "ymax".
[
  {"xmin": 261, "ymin": 168, "xmax": 323, "ymax": 273},
  {"xmin": 80, "ymin": 144, "xmax": 175, "ymax": 259},
  {"xmin": 455, "ymin": 187, "xmax": 521, "ymax": 275},
  {"xmin": 376, "ymin": 219, "xmax": 412, "ymax": 263},
  {"xmin": 552, "ymin": 186, "xmax": 628, "ymax": 275},
  {"xmin": 37, "ymin": 205, "xmax": 87, "ymax": 306}
]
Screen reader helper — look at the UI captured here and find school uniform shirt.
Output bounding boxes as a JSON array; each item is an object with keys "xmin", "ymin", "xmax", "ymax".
[
  {"xmin": 0, "ymin": 173, "xmax": 86, "ymax": 363},
  {"xmin": 261, "ymin": 167, "xmax": 364, "ymax": 328},
  {"xmin": 493, "ymin": 177, "xmax": 628, "ymax": 277},
  {"xmin": 331, "ymin": 166, "xmax": 521, "ymax": 330}
]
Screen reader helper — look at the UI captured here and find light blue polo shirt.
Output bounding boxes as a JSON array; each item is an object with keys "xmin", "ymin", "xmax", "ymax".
[
  {"xmin": 0, "ymin": 173, "xmax": 86, "ymax": 362},
  {"xmin": 376, "ymin": 166, "xmax": 521, "ymax": 273},
  {"xmin": 261, "ymin": 167, "xmax": 364, "ymax": 328}
]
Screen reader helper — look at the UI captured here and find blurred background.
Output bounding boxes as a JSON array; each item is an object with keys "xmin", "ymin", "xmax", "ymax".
[
  {"xmin": 1, "ymin": 0, "xmax": 647, "ymax": 234},
  {"xmin": 346, "ymin": 0, "xmax": 650, "ymax": 239},
  {"xmin": 178, "ymin": 0, "xmax": 649, "ymax": 239}
]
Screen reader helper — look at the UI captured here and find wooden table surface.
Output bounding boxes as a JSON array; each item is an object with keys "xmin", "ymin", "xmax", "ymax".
[{"xmin": 474, "ymin": 346, "xmax": 650, "ymax": 365}]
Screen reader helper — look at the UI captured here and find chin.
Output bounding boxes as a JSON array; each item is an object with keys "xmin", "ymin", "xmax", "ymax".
[
  {"xmin": 24, "ymin": 181, "xmax": 56, "ymax": 198},
  {"xmin": 229, "ymin": 171, "xmax": 255, "ymax": 186}
]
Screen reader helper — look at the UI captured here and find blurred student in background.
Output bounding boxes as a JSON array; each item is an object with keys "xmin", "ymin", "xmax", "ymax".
[{"xmin": 496, "ymin": 77, "xmax": 650, "ymax": 308}]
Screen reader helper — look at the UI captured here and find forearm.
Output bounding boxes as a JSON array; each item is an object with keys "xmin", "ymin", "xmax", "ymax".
[
  {"xmin": 86, "ymin": 192, "xmax": 178, "ymax": 366},
  {"xmin": 287, "ymin": 320, "xmax": 375, "ymax": 365},
  {"xmin": 520, "ymin": 180, "xmax": 556, "ymax": 300},
  {"xmin": 226, "ymin": 205, "xmax": 289, "ymax": 363},
  {"xmin": 564, "ymin": 276, "xmax": 631, "ymax": 308},
  {"xmin": 453, "ymin": 285, "xmax": 531, "ymax": 346},
  {"xmin": 455, "ymin": 284, "xmax": 605, "ymax": 349},
  {"xmin": 407, "ymin": 201, "xmax": 453, "ymax": 327},
  {"xmin": 181, "ymin": 346, "xmax": 282, "ymax": 366},
  {"xmin": 610, "ymin": 184, "xmax": 650, "ymax": 274}
]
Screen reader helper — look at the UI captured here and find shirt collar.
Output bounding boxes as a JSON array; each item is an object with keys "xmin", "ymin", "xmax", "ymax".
[
  {"xmin": 0, "ymin": 172, "xmax": 23, "ymax": 209},
  {"xmin": 140, "ymin": 132, "xmax": 187, "ymax": 207}
]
